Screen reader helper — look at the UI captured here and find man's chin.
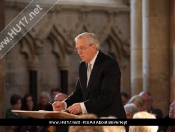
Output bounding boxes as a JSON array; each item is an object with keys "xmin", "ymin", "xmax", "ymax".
[{"xmin": 81, "ymin": 59, "xmax": 88, "ymax": 63}]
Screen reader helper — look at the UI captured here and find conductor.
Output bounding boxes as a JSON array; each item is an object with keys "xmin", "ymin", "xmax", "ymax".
[{"xmin": 53, "ymin": 32, "xmax": 126, "ymax": 118}]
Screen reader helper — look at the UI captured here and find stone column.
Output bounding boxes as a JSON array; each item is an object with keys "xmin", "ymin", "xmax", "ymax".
[
  {"xmin": 142, "ymin": 0, "xmax": 170, "ymax": 115},
  {"xmin": 29, "ymin": 70, "xmax": 38, "ymax": 102},
  {"xmin": 60, "ymin": 70, "xmax": 68, "ymax": 94},
  {"xmin": 130, "ymin": 0, "xmax": 143, "ymax": 96},
  {"xmin": 0, "ymin": 0, "xmax": 5, "ymax": 131},
  {"xmin": 170, "ymin": 0, "xmax": 175, "ymax": 103}
]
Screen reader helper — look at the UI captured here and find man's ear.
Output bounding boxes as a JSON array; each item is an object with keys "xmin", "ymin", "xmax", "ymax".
[{"xmin": 92, "ymin": 44, "xmax": 97, "ymax": 51}]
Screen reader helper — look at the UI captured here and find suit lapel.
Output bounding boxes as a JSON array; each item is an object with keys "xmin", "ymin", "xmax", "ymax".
[
  {"xmin": 85, "ymin": 51, "xmax": 103, "ymax": 99},
  {"xmin": 80, "ymin": 63, "xmax": 87, "ymax": 89},
  {"xmin": 79, "ymin": 62, "xmax": 87, "ymax": 93}
]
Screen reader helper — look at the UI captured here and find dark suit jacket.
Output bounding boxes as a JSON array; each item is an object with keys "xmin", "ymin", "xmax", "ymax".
[
  {"xmin": 65, "ymin": 51, "xmax": 126, "ymax": 118},
  {"xmin": 148, "ymin": 107, "xmax": 163, "ymax": 119}
]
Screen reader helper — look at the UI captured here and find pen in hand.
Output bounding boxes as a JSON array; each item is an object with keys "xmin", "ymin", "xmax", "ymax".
[{"xmin": 48, "ymin": 101, "xmax": 52, "ymax": 105}]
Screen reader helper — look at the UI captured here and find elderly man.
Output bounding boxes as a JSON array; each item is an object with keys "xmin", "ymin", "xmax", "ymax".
[
  {"xmin": 139, "ymin": 91, "xmax": 163, "ymax": 119},
  {"xmin": 158, "ymin": 101, "xmax": 175, "ymax": 132},
  {"xmin": 54, "ymin": 93, "xmax": 68, "ymax": 102},
  {"xmin": 40, "ymin": 93, "xmax": 68, "ymax": 132},
  {"xmin": 52, "ymin": 32, "xmax": 126, "ymax": 118}
]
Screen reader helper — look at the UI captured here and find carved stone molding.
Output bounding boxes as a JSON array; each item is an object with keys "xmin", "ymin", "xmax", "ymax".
[
  {"xmin": 5, "ymin": 1, "xmax": 130, "ymax": 12},
  {"xmin": 8, "ymin": 2, "xmax": 130, "ymax": 70},
  {"xmin": 19, "ymin": 34, "xmax": 38, "ymax": 70},
  {"xmin": 6, "ymin": 1, "xmax": 130, "ymax": 94}
]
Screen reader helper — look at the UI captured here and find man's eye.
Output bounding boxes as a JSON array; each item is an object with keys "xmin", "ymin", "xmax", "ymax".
[{"xmin": 80, "ymin": 47, "xmax": 85, "ymax": 50}]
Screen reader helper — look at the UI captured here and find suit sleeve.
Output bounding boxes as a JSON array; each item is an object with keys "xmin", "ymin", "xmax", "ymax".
[{"xmin": 64, "ymin": 77, "xmax": 83, "ymax": 107}]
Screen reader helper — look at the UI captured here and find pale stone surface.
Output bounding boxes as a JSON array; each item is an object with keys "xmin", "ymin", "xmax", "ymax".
[
  {"xmin": 142, "ymin": 0, "xmax": 170, "ymax": 116},
  {"xmin": 130, "ymin": 50, "xmax": 143, "ymax": 94},
  {"xmin": 130, "ymin": 0, "xmax": 143, "ymax": 95},
  {"xmin": 142, "ymin": 49, "xmax": 169, "ymax": 78},
  {"xmin": 5, "ymin": 0, "xmax": 127, "ymax": 8},
  {"xmin": 143, "ymin": 0, "xmax": 170, "ymax": 17},
  {"xmin": 149, "ymin": 78, "xmax": 170, "ymax": 115},
  {"xmin": 5, "ymin": 44, "xmax": 29, "ymax": 109},
  {"xmin": 142, "ymin": 17, "xmax": 170, "ymax": 49}
]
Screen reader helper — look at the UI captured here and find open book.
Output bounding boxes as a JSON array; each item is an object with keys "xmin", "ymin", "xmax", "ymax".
[{"xmin": 12, "ymin": 110, "xmax": 78, "ymax": 119}]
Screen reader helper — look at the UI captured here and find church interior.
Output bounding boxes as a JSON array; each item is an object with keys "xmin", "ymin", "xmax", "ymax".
[{"xmin": 0, "ymin": 0, "xmax": 174, "ymax": 131}]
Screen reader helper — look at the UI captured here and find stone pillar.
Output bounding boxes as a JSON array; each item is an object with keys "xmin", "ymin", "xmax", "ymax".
[
  {"xmin": 142, "ymin": 0, "xmax": 170, "ymax": 115},
  {"xmin": 130, "ymin": 0, "xmax": 143, "ymax": 96},
  {"xmin": 170, "ymin": 0, "xmax": 175, "ymax": 103},
  {"xmin": 29, "ymin": 70, "xmax": 38, "ymax": 102},
  {"xmin": 60, "ymin": 70, "xmax": 68, "ymax": 94},
  {"xmin": 0, "ymin": 0, "xmax": 5, "ymax": 131}
]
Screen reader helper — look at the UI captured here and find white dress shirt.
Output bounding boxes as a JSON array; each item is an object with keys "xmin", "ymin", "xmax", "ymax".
[{"xmin": 63, "ymin": 51, "xmax": 99, "ymax": 114}]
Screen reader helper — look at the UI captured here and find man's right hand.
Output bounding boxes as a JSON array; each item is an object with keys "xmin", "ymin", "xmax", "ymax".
[{"xmin": 52, "ymin": 101, "xmax": 65, "ymax": 111}]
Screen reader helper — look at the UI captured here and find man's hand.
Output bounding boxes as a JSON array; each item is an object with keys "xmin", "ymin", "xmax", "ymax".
[
  {"xmin": 67, "ymin": 103, "xmax": 82, "ymax": 114},
  {"xmin": 52, "ymin": 101, "xmax": 65, "ymax": 111}
]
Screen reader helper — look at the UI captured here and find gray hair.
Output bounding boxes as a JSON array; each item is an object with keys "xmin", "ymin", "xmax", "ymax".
[
  {"xmin": 40, "ymin": 91, "xmax": 51, "ymax": 102},
  {"xmin": 75, "ymin": 32, "xmax": 100, "ymax": 49},
  {"xmin": 124, "ymin": 103, "xmax": 138, "ymax": 115},
  {"xmin": 139, "ymin": 91, "xmax": 152, "ymax": 100},
  {"xmin": 128, "ymin": 95, "xmax": 145, "ymax": 107}
]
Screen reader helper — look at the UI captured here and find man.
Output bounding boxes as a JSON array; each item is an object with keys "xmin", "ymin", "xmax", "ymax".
[
  {"xmin": 40, "ymin": 93, "xmax": 68, "ymax": 132},
  {"xmin": 44, "ymin": 88, "xmax": 61, "ymax": 111},
  {"xmin": 158, "ymin": 101, "xmax": 175, "ymax": 132},
  {"xmin": 54, "ymin": 93, "xmax": 68, "ymax": 102},
  {"xmin": 121, "ymin": 92, "xmax": 130, "ymax": 106},
  {"xmin": 139, "ymin": 91, "xmax": 163, "ymax": 119},
  {"xmin": 53, "ymin": 32, "xmax": 126, "ymax": 118}
]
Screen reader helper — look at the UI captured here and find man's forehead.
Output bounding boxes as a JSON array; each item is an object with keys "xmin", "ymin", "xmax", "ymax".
[
  {"xmin": 140, "ymin": 92, "xmax": 149, "ymax": 98},
  {"xmin": 76, "ymin": 38, "xmax": 88, "ymax": 45}
]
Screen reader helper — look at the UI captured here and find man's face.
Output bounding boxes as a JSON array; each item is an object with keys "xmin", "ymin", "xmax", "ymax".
[
  {"xmin": 121, "ymin": 96, "xmax": 128, "ymax": 106},
  {"xmin": 169, "ymin": 101, "xmax": 175, "ymax": 118},
  {"xmin": 125, "ymin": 110, "xmax": 133, "ymax": 119},
  {"xmin": 141, "ymin": 93, "xmax": 152, "ymax": 111},
  {"xmin": 75, "ymin": 38, "xmax": 96, "ymax": 63}
]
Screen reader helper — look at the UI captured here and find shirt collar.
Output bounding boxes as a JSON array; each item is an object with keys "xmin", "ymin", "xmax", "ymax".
[{"xmin": 89, "ymin": 50, "xmax": 99, "ymax": 67}]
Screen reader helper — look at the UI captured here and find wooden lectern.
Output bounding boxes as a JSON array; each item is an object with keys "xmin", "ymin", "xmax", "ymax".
[{"xmin": 12, "ymin": 110, "xmax": 78, "ymax": 132}]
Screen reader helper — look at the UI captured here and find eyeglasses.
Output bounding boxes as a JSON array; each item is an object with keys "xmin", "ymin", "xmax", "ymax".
[{"xmin": 74, "ymin": 44, "xmax": 93, "ymax": 54}]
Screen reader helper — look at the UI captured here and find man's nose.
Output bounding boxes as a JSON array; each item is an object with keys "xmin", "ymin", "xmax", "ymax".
[{"xmin": 78, "ymin": 50, "xmax": 82, "ymax": 54}]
